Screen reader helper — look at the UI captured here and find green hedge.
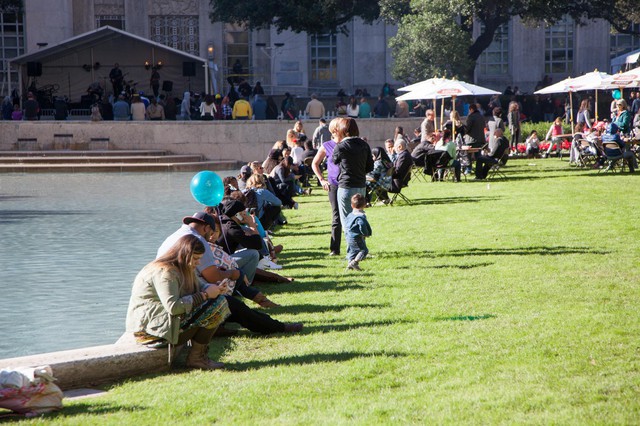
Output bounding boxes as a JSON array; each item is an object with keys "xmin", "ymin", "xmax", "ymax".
[{"xmin": 508, "ymin": 122, "xmax": 572, "ymax": 143}]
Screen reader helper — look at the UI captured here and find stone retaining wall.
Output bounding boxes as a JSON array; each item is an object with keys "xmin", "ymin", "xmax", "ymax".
[{"xmin": 0, "ymin": 118, "xmax": 422, "ymax": 164}]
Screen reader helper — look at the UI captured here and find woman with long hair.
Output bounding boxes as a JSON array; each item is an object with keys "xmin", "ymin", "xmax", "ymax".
[
  {"xmin": 126, "ymin": 234, "xmax": 229, "ymax": 370},
  {"xmin": 346, "ymin": 96, "xmax": 360, "ymax": 118},
  {"xmin": 576, "ymin": 99, "xmax": 592, "ymax": 130}
]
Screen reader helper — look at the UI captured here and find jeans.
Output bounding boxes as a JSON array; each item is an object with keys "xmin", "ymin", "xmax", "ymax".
[
  {"xmin": 337, "ymin": 187, "xmax": 365, "ymax": 229},
  {"xmin": 233, "ymin": 270, "xmax": 259, "ymax": 300},
  {"xmin": 232, "ymin": 249, "xmax": 259, "ymax": 284},
  {"xmin": 328, "ymin": 184, "xmax": 342, "ymax": 253},
  {"xmin": 346, "ymin": 236, "xmax": 368, "ymax": 261}
]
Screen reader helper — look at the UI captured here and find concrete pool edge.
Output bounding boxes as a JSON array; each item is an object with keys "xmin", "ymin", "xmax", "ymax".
[{"xmin": 0, "ymin": 334, "xmax": 171, "ymax": 390}]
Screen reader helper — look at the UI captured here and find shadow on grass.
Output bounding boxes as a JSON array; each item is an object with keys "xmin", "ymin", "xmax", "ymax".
[
  {"xmin": 427, "ymin": 262, "xmax": 494, "ymax": 269},
  {"xmin": 443, "ymin": 246, "xmax": 609, "ymax": 257},
  {"xmin": 276, "ymin": 230, "xmax": 329, "ymax": 237},
  {"xmin": 275, "ymin": 302, "xmax": 390, "ymax": 314},
  {"xmin": 434, "ymin": 314, "xmax": 496, "ymax": 321},
  {"xmin": 262, "ymin": 281, "xmax": 367, "ymax": 294},
  {"xmin": 34, "ymin": 402, "xmax": 146, "ymax": 420},
  {"xmin": 376, "ymin": 245, "xmax": 609, "ymax": 260},
  {"xmin": 398, "ymin": 196, "xmax": 502, "ymax": 207},
  {"xmin": 227, "ymin": 350, "xmax": 409, "ymax": 371}
]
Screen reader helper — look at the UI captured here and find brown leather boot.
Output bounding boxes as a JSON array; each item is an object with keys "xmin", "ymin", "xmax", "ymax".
[
  {"xmin": 185, "ymin": 342, "xmax": 224, "ymax": 370},
  {"xmin": 252, "ymin": 292, "xmax": 281, "ymax": 308}
]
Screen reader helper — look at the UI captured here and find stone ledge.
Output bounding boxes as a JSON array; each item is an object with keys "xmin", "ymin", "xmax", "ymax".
[{"xmin": 0, "ymin": 335, "xmax": 170, "ymax": 390}]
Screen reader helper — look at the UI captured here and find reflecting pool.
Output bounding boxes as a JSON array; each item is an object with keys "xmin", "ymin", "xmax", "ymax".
[{"xmin": 0, "ymin": 171, "xmax": 235, "ymax": 359}]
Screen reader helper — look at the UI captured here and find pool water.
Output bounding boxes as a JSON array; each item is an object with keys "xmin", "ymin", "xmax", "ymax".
[{"xmin": 0, "ymin": 171, "xmax": 235, "ymax": 359}]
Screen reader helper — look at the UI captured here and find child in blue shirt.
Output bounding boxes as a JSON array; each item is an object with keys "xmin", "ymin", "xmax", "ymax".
[{"xmin": 344, "ymin": 193, "xmax": 372, "ymax": 270}]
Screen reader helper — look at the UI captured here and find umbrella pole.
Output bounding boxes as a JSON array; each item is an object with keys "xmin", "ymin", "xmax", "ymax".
[
  {"xmin": 440, "ymin": 99, "xmax": 445, "ymax": 130},
  {"xmin": 452, "ymin": 95, "xmax": 456, "ymax": 141},
  {"xmin": 570, "ymin": 92, "xmax": 574, "ymax": 136},
  {"xmin": 595, "ymin": 90, "xmax": 598, "ymax": 122},
  {"xmin": 433, "ymin": 98, "xmax": 437, "ymax": 132}
]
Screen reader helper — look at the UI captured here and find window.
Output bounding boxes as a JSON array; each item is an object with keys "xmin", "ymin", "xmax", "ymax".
[
  {"xmin": 149, "ymin": 16, "xmax": 199, "ymax": 56},
  {"xmin": 310, "ymin": 34, "xmax": 337, "ymax": 81},
  {"xmin": 96, "ymin": 15, "xmax": 125, "ymax": 30},
  {"xmin": 477, "ymin": 23, "xmax": 509, "ymax": 75},
  {"xmin": 224, "ymin": 23, "xmax": 250, "ymax": 76},
  {"xmin": 610, "ymin": 24, "xmax": 640, "ymax": 59},
  {"xmin": 545, "ymin": 17, "xmax": 574, "ymax": 74},
  {"xmin": 0, "ymin": 10, "xmax": 25, "ymax": 97}
]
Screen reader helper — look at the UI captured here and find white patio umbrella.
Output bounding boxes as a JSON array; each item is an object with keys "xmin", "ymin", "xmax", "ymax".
[
  {"xmin": 600, "ymin": 66, "xmax": 640, "ymax": 89},
  {"xmin": 534, "ymin": 70, "xmax": 611, "ymax": 129},
  {"xmin": 397, "ymin": 78, "xmax": 500, "ymax": 138}
]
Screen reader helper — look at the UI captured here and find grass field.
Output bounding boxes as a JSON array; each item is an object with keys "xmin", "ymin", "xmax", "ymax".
[{"xmin": 6, "ymin": 158, "xmax": 640, "ymax": 424}]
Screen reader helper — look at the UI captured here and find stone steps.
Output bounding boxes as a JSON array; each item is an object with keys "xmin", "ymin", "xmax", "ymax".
[
  {"xmin": 0, "ymin": 154, "xmax": 205, "ymax": 164},
  {"xmin": 0, "ymin": 160, "xmax": 239, "ymax": 173},
  {"xmin": 0, "ymin": 150, "xmax": 168, "ymax": 157},
  {"xmin": 0, "ymin": 150, "xmax": 239, "ymax": 173}
]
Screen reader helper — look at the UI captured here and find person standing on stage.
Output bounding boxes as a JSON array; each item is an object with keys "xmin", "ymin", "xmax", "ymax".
[{"xmin": 109, "ymin": 62, "xmax": 124, "ymax": 96}]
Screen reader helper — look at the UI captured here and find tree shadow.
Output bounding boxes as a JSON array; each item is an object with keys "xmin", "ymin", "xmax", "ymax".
[
  {"xmin": 434, "ymin": 314, "xmax": 496, "ymax": 321},
  {"xmin": 443, "ymin": 246, "xmax": 609, "ymax": 257},
  {"xmin": 376, "ymin": 245, "xmax": 608, "ymax": 260},
  {"xmin": 389, "ymin": 196, "xmax": 502, "ymax": 207},
  {"xmin": 226, "ymin": 350, "xmax": 410, "ymax": 371},
  {"xmin": 275, "ymin": 230, "xmax": 329, "ymax": 237},
  {"xmin": 426, "ymin": 262, "xmax": 494, "ymax": 270},
  {"xmin": 24, "ymin": 401, "xmax": 147, "ymax": 420},
  {"xmin": 262, "ymin": 281, "xmax": 367, "ymax": 294},
  {"xmin": 273, "ymin": 302, "xmax": 390, "ymax": 315}
]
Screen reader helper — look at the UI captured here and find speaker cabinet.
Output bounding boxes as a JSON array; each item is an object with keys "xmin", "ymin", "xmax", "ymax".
[
  {"xmin": 182, "ymin": 62, "xmax": 196, "ymax": 77},
  {"xmin": 27, "ymin": 62, "xmax": 42, "ymax": 77}
]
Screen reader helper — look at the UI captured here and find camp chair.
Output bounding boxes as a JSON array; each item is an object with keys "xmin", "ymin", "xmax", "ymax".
[
  {"xmin": 575, "ymin": 139, "xmax": 597, "ymax": 168},
  {"xmin": 599, "ymin": 142, "xmax": 627, "ymax": 173},
  {"xmin": 367, "ymin": 166, "xmax": 394, "ymax": 205},
  {"xmin": 487, "ymin": 152, "xmax": 509, "ymax": 180},
  {"xmin": 388, "ymin": 166, "xmax": 413, "ymax": 206},
  {"xmin": 411, "ymin": 153, "xmax": 429, "ymax": 183},
  {"xmin": 431, "ymin": 151, "xmax": 452, "ymax": 182}
]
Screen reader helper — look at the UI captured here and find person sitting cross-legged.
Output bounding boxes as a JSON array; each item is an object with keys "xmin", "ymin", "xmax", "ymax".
[{"xmin": 474, "ymin": 128, "xmax": 509, "ymax": 180}]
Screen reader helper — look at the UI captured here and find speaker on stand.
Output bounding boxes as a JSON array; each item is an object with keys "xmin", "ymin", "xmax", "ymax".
[{"xmin": 182, "ymin": 62, "xmax": 196, "ymax": 91}]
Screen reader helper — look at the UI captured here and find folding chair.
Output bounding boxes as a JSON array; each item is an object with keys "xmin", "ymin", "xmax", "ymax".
[
  {"xmin": 487, "ymin": 152, "xmax": 508, "ymax": 180},
  {"xmin": 411, "ymin": 153, "xmax": 429, "ymax": 183},
  {"xmin": 388, "ymin": 167, "xmax": 413, "ymax": 206},
  {"xmin": 431, "ymin": 151, "xmax": 452, "ymax": 182},
  {"xmin": 599, "ymin": 142, "xmax": 627, "ymax": 173},
  {"xmin": 575, "ymin": 139, "xmax": 597, "ymax": 168},
  {"xmin": 367, "ymin": 166, "xmax": 394, "ymax": 206}
]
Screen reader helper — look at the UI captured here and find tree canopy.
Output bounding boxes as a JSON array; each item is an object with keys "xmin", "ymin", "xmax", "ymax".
[
  {"xmin": 381, "ymin": 0, "xmax": 640, "ymax": 83},
  {"xmin": 209, "ymin": 0, "xmax": 380, "ymax": 34},
  {"xmin": 208, "ymin": 0, "xmax": 640, "ymax": 82}
]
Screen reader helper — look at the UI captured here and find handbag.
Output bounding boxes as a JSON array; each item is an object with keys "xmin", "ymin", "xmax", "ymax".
[{"xmin": 180, "ymin": 296, "xmax": 231, "ymax": 331}]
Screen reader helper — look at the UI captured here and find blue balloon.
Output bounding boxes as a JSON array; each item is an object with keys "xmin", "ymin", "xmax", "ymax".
[
  {"xmin": 190, "ymin": 171, "xmax": 224, "ymax": 206},
  {"xmin": 613, "ymin": 89, "xmax": 621, "ymax": 100}
]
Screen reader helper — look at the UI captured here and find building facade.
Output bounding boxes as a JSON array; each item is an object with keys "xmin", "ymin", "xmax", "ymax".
[{"xmin": 1, "ymin": 1, "xmax": 639, "ymax": 99}]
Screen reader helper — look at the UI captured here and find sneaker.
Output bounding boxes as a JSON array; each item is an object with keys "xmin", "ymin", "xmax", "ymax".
[
  {"xmin": 293, "ymin": 202, "xmax": 299, "ymax": 210},
  {"xmin": 329, "ymin": 251, "xmax": 340, "ymax": 256},
  {"xmin": 347, "ymin": 260, "xmax": 361, "ymax": 271},
  {"xmin": 257, "ymin": 256, "xmax": 283, "ymax": 270}
]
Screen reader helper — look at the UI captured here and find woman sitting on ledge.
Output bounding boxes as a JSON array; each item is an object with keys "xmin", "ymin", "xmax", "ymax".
[{"xmin": 126, "ymin": 234, "xmax": 230, "ymax": 370}]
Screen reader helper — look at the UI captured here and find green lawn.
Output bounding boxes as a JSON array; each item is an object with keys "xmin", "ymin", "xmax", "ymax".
[{"xmin": 9, "ymin": 159, "xmax": 640, "ymax": 424}]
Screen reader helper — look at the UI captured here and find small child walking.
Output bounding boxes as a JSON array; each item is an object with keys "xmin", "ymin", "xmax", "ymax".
[{"xmin": 345, "ymin": 193, "xmax": 372, "ymax": 271}]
